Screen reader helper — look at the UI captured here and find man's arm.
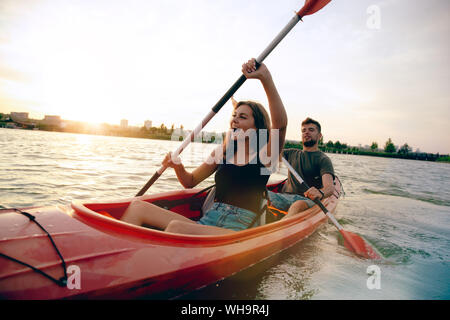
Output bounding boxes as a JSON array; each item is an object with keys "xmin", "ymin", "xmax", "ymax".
[
  {"xmin": 303, "ymin": 173, "xmax": 335, "ymax": 201},
  {"xmin": 320, "ymin": 173, "xmax": 335, "ymax": 199}
]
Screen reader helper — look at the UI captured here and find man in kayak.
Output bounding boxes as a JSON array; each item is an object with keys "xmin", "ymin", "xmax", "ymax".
[
  {"xmin": 121, "ymin": 58, "xmax": 288, "ymax": 234},
  {"xmin": 268, "ymin": 117, "xmax": 336, "ymax": 218}
]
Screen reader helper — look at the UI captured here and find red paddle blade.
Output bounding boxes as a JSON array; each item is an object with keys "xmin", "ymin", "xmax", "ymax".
[
  {"xmin": 297, "ymin": 0, "xmax": 332, "ymax": 17},
  {"xmin": 340, "ymin": 230, "xmax": 381, "ymax": 260}
]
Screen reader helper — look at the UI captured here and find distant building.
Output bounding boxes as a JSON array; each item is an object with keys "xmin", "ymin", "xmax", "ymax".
[
  {"xmin": 42, "ymin": 115, "xmax": 61, "ymax": 126},
  {"xmin": 10, "ymin": 112, "xmax": 29, "ymax": 122},
  {"xmin": 144, "ymin": 120, "xmax": 152, "ymax": 129},
  {"xmin": 120, "ymin": 119, "xmax": 128, "ymax": 128}
]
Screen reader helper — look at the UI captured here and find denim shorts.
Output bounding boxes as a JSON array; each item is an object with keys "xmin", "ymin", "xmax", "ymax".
[
  {"xmin": 197, "ymin": 202, "xmax": 259, "ymax": 231},
  {"xmin": 268, "ymin": 191, "xmax": 315, "ymax": 212}
]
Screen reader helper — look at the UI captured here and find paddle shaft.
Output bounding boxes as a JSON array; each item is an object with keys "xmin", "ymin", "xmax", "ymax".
[
  {"xmin": 136, "ymin": 14, "xmax": 304, "ymax": 196},
  {"xmin": 281, "ymin": 157, "xmax": 344, "ymax": 230}
]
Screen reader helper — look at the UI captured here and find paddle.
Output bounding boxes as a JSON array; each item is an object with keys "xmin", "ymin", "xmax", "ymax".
[
  {"xmin": 136, "ymin": 0, "xmax": 332, "ymax": 197},
  {"xmin": 281, "ymin": 158, "xmax": 381, "ymax": 259}
]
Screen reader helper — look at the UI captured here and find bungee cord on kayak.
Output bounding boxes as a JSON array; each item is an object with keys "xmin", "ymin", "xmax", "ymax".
[{"xmin": 0, "ymin": 208, "xmax": 68, "ymax": 287}]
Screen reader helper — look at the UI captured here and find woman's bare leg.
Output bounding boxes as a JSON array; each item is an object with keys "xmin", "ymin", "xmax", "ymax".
[
  {"xmin": 283, "ymin": 200, "xmax": 310, "ymax": 219},
  {"xmin": 121, "ymin": 200, "xmax": 237, "ymax": 235},
  {"xmin": 121, "ymin": 199, "xmax": 195, "ymax": 228}
]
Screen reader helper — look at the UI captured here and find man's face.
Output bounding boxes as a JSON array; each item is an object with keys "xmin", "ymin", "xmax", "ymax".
[{"xmin": 301, "ymin": 123, "xmax": 321, "ymax": 147}]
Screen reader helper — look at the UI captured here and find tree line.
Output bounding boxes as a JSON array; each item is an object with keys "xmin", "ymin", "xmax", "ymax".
[{"xmin": 285, "ymin": 137, "xmax": 448, "ymax": 162}]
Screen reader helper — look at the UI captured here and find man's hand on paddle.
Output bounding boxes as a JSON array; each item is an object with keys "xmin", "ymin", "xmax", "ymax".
[{"xmin": 304, "ymin": 187, "xmax": 324, "ymax": 201}]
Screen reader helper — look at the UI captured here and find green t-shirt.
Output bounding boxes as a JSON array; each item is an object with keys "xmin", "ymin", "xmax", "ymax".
[{"xmin": 282, "ymin": 149, "xmax": 335, "ymax": 194}]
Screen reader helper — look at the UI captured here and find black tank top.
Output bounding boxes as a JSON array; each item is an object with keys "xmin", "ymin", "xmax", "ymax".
[{"xmin": 214, "ymin": 151, "xmax": 269, "ymax": 214}]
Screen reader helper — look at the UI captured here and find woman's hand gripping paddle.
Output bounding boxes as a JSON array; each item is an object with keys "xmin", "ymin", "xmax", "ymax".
[{"xmin": 281, "ymin": 158, "xmax": 381, "ymax": 259}]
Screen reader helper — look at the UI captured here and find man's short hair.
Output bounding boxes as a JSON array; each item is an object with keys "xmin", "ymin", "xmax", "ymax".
[{"xmin": 301, "ymin": 117, "xmax": 321, "ymax": 133}]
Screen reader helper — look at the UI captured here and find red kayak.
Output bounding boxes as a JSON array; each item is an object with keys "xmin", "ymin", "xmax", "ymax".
[{"xmin": 0, "ymin": 180, "xmax": 342, "ymax": 299}]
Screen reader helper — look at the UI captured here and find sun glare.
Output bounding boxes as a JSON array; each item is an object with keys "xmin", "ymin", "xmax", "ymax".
[
  {"xmin": 75, "ymin": 133, "xmax": 93, "ymax": 146},
  {"xmin": 3, "ymin": 1, "xmax": 167, "ymax": 126}
]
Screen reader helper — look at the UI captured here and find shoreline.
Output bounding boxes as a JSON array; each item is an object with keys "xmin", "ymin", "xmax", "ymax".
[{"xmin": 2, "ymin": 126, "xmax": 449, "ymax": 163}]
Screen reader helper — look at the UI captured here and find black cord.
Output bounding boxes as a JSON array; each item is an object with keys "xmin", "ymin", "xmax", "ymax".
[{"xmin": 0, "ymin": 208, "xmax": 68, "ymax": 287}]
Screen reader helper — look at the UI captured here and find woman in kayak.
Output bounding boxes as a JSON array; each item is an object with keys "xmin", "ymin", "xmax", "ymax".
[{"xmin": 121, "ymin": 58, "xmax": 287, "ymax": 234}]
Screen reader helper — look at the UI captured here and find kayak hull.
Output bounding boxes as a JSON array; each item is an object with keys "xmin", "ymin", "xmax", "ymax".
[{"xmin": 0, "ymin": 180, "xmax": 341, "ymax": 299}]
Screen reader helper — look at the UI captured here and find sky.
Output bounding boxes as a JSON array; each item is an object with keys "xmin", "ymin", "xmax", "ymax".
[{"xmin": 0, "ymin": 0, "xmax": 449, "ymax": 154}]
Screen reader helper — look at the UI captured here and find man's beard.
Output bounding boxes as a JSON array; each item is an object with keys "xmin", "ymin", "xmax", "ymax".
[{"xmin": 303, "ymin": 138, "xmax": 317, "ymax": 147}]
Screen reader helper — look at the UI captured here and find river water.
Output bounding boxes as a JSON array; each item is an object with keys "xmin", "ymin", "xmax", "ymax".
[{"xmin": 1, "ymin": 128, "xmax": 449, "ymax": 300}]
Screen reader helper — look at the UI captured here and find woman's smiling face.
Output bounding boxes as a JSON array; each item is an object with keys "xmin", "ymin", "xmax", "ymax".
[{"xmin": 230, "ymin": 104, "xmax": 256, "ymax": 133}]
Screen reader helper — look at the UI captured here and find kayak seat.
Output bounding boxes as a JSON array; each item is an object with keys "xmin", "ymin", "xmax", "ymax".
[
  {"xmin": 200, "ymin": 186, "xmax": 216, "ymax": 215},
  {"xmin": 148, "ymin": 184, "xmax": 215, "ymax": 221}
]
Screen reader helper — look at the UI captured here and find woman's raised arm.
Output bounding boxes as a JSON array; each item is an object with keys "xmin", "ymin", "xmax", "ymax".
[{"xmin": 242, "ymin": 59, "xmax": 287, "ymax": 156}]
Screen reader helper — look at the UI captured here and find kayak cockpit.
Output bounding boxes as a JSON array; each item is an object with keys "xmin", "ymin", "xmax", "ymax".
[
  {"xmin": 71, "ymin": 179, "xmax": 341, "ymax": 246},
  {"xmin": 75, "ymin": 187, "xmax": 212, "ymax": 222},
  {"xmin": 70, "ymin": 180, "xmax": 314, "ymax": 244}
]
